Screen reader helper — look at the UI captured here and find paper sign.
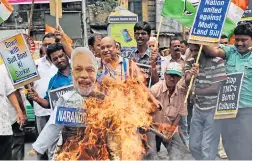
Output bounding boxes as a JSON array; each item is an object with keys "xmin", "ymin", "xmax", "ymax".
[
  {"xmin": 50, "ymin": 0, "xmax": 62, "ymax": 18},
  {"xmin": 55, "ymin": 106, "xmax": 87, "ymax": 127},
  {"xmin": 48, "ymin": 85, "xmax": 74, "ymax": 109},
  {"xmin": 0, "ymin": 33, "xmax": 39, "ymax": 88},
  {"xmin": 188, "ymin": 0, "xmax": 231, "ymax": 45},
  {"xmin": 214, "ymin": 72, "xmax": 244, "ymax": 119},
  {"xmin": 136, "ymin": 63, "xmax": 152, "ymax": 88}
]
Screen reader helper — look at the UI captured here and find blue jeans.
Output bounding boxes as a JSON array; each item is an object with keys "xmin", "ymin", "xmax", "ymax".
[
  {"xmin": 179, "ymin": 115, "xmax": 189, "ymax": 146},
  {"xmin": 189, "ymin": 107, "xmax": 220, "ymax": 160},
  {"xmin": 220, "ymin": 107, "xmax": 252, "ymax": 160}
]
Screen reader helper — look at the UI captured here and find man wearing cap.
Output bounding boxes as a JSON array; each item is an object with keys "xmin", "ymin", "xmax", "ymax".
[{"xmin": 148, "ymin": 62, "xmax": 191, "ymax": 160}]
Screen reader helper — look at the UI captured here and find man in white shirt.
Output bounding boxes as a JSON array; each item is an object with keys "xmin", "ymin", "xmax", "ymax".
[
  {"xmin": 0, "ymin": 66, "xmax": 26, "ymax": 160},
  {"xmin": 33, "ymin": 48, "xmax": 58, "ymax": 159},
  {"xmin": 0, "ymin": 64, "xmax": 27, "ymax": 160}
]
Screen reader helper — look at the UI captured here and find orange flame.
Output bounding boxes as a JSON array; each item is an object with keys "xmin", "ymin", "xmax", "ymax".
[{"xmin": 56, "ymin": 77, "xmax": 158, "ymax": 160}]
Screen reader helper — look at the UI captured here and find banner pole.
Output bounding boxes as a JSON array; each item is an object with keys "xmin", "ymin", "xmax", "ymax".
[
  {"xmin": 26, "ymin": 0, "xmax": 35, "ymax": 90},
  {"xmin": 55, "ymin": 0, "xmax": 59, "ymax": 27}
]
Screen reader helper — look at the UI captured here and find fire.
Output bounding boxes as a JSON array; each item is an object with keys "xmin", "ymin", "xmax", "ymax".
[{"xmin": 56, "ymin": 77, "xmax": 158, "ymax": 160}]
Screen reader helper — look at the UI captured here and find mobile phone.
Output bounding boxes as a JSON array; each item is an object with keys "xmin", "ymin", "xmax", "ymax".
[{"xmin": 121, "ymin": 29, "xmax": 132, "ymax": 43}]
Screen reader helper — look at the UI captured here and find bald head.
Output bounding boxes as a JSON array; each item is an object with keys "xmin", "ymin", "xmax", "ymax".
[
  {"xmin": 101, "ymin": 36, "xmax": 116, "ymax": 46},
  {"xmin": 100, "ymin": 36, "xmax": 118, "ymax": 62},
  {"xmin": 148, "ymin": 37, "xmax": 157, "ymax": 51}
]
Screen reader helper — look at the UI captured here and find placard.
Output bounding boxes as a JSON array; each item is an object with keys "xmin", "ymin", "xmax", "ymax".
[
  {"xmin": 48, "ymin": 85, "xmax": 74, "ymax": 109},
  {"xmin": 214, "ymin": 72, "xmax": 244, "ymax": 119},
  {"xmin": 136, "ymin": 63, "xmax": 152, "ymax": 88},
  {"xmin": 55, "ymin": 106, "xmax": 87, "ymax": 127},
  {"xmin": 188, "ymin": 0, "xmax": 230, "ymax": 45},
  {"xmin": 0, "ymin": 33, "xmax": 40, "ymax": 88}
]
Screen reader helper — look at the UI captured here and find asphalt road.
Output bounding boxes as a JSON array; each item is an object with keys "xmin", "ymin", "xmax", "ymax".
[{"xmin": 24, "ymin": 134, "xmax": 225, "ymax": 160}]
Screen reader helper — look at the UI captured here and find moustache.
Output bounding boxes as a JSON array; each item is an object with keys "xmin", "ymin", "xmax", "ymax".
[{"xmin": 175, "ymin": 48, "xmax": 181, "ymax": 52}]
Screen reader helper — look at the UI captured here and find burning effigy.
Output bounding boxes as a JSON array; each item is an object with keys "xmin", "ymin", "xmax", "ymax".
[{"xmin": 55, "ymin": 76, "xmax": 165, "ymax": 160}]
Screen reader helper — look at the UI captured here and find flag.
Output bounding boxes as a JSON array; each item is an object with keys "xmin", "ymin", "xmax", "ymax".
[
  {"xmin": 161, "ymin": 0, "xmax": 248, "ymax": 37},
  {"xmin": 45, "ymin": 24, "xmax": 73, "ymax": 45},
  {"xmin": 0, "ymin": 0, "xmax": 13, "ymax": 23}
]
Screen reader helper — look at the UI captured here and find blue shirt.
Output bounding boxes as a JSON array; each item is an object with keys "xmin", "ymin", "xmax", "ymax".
[
  {"xmin": 222, "ymin": 45, "xmax": 252, "ymax": 108},
  {"xmin": 44, "ymin": 71, "xmax": 73, "ymax": 100}
]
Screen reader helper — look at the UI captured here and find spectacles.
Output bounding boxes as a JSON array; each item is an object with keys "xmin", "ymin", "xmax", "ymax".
[{"xmin": 134, "ymin": 32, "xmax": 148, "ymax": 36}]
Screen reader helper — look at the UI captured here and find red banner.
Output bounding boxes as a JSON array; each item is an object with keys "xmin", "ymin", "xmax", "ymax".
[{"xmin": 8, "ymin": 0, "xmax": 81, "ymax": 4}]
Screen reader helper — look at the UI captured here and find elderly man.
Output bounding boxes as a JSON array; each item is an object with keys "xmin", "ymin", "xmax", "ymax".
[
  {"xmin": 148, "ymin": 62, "xmax": 191, "ymax": 160},
  {"xmin": 98, "ymin": 36, "xmax": 142, "ymax": 82},
  {"xmin": 29, "ymin": 47, "xmax": 102, "ymax": 157},
  {"xmin": 203, "ymin": 22, "xmax": 252, "ymax": 160}
]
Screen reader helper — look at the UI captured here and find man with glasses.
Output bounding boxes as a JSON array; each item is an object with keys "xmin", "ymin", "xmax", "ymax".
[{"xmin": 128, "ymin": 21, "xmax": 161, "ymax": 87}]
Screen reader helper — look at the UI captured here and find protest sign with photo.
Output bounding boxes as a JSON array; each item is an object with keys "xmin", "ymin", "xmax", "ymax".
[
  {"xmin": 0, "ymin": 32, "xmax": 40, "ymax": 88},
  {"xmin": 214, "ymin": 72, "xmax": 244, "ymax": 119},
  {"xmin": 188, "ymin": 0, "xmax": 231, "ymax": 45},
  {"xmin": 48, "ymin": 85, "xmax": 74, "ymax": 109}
]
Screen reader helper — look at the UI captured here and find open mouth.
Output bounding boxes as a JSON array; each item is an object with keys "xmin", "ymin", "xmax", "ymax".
[
  {"xmin": 137, "ymin": 39, "xmax": 144, "ymax": 43},
  {"xmin": 78, "ymin": 81, "xmax": 92, "ymax": 88}
]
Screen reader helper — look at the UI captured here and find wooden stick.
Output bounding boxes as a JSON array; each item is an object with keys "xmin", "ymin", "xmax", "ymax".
[
  {"xmin": 156, "ymin": 16, "xmax": 163, "ymax": 40},
  {"xmin": 182, "ymin": 25, "xmax": 186, "ymax": 40},
  {"xmin": 149, "ymin": 127, "xmax": 169, "ymax": 141},
  {"xmin": 27, "ymin": 0, "xmax": 35, "ymax": 37},
  {"xmin": 184, "ymin": 45, "xmax": 203, "ymax": 104},
  {"xmin": 26, "ymin": 0, "xmax": 35, "ymax": 90},
  {"xmin": 55, "ymin": 0, "xmax": 59, "ymax": 26}
]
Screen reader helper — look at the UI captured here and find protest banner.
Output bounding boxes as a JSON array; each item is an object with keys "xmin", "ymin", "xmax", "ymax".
[
  {"xmin": 136, "ymin": 63, "xmax": 152, "ymax": 88},
  {"xmin": 50, "ymin": 0, "xmax": 62, "ymax": 26},
  {"xmin": 188, "ymin": 0, "xmax": 231, "ymax": 45},
  {"xmin": 214, "ymin": 72, "xmax": 244, "ymax": 119},
  {"xmin": 0, "ymin": 32, "xmax": 40, "ymax": 89},
  {"xmin": 55, "ymin": 106, "xmax": 87, "ymax": 127},
  {"xmin": 48, "ymin": 85, "xmax": 74, "ymax": 109}
]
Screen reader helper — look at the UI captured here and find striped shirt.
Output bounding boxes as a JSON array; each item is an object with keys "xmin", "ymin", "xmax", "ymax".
[
  {"xmin": 184, "ymin": 55, "xmax": 226, "ymax": 110},
  {"xmin": 128, "ymin": 48, "xmax": 162, "ymax": 86}
]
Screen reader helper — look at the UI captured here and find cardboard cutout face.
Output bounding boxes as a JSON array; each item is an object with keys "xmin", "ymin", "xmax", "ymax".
[{"xmin": 72, "ymin": 52, "xmax": 97, "ymax": 96}]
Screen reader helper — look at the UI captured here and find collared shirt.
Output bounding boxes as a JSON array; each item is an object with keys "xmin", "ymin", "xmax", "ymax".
[
  {"xmin": 128, "ymin": 48, "xmax": 162, "ymax": 84},
  {"xmin": 0, "ymin": 65, "xmax": 26, "ymax": 125},
  {"xmin": 150, "ymin": 80, "xmax": 187, "ymax": 124},
  {"xmin": 222, "ymin": 45, "xmax": 252, "ymax": 108},
  {"xmin": 97, "ymin": 56, "xmax": 142, "ymax": 83},
  {"xmin": 44, "ymin": 69, "xmax": 73, "ymax": 100},
  {"xmin": 98, "ymin": 56, "xmax": 127, "ymax": 81},
  {"xmin": 160, "ymin": 54, "xmax": 185, "ymax": 80},
  {"xmin": 0, "ymin": 66, "xmax": 16, "ymax": 135},
  {"xmin": 33, "ymin": 56, "xmax": 58, "ymax": 116},
  {"xmin": 185, "ymin": 55, "xmax": 226, "ymax": 110}
]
